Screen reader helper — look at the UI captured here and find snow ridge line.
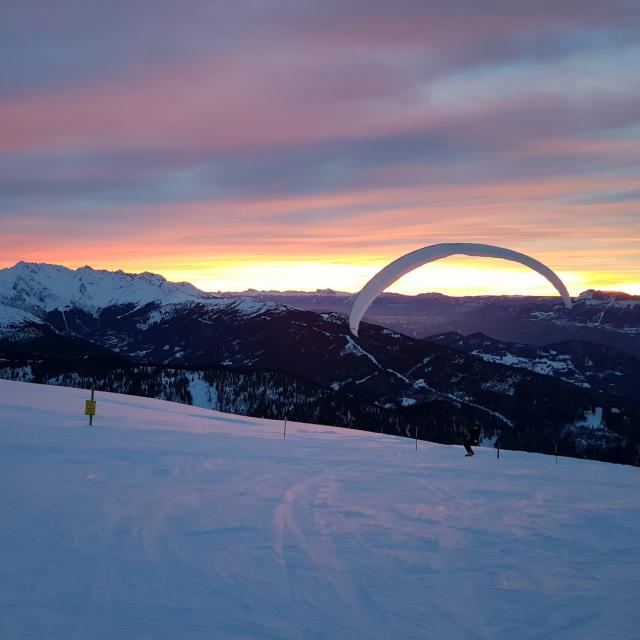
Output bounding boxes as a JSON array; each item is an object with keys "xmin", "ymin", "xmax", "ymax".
[
  {"xmin": 342, "ymin": 336, "xmax": 382, "ymax": 368},
  {"xmin": 419, "ymin": 380, "xmax": 514, "ymax": 427}
]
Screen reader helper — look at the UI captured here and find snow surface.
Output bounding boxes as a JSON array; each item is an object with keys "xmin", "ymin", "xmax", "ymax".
[
  {"xmin": 0, "ymin": 303, "xmax": 42, "ymax": 329},
  {"xmin": 1, "ymin": 380, "xmax": 639, "ymax": 640},
  {"xmin": 576, "ymin": 406, "xmax": 604, "ymax": 430},
  {"xmin": 470, "ymin": 350, "xmax": 591, "ymax": 389}
]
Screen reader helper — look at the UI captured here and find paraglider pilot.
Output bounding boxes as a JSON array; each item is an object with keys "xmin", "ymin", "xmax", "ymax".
[{"xmin": 464, "ymin": 423, "xmax": 484, "ymax": 457}]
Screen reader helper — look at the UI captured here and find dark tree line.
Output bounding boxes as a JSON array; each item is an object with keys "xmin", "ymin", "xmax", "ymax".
[{"xmin": 0, "ymin": 357, "xmax": 407, "ymax": 438}]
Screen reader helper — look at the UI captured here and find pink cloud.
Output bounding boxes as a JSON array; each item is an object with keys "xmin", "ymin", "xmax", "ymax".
[
  {"xmin": 3, "ymin": 44, "xmax": 638, "ymax": 166},
  {"xmin": 0, "ymin": 50, "xmax": 425, "ymax": 155}
]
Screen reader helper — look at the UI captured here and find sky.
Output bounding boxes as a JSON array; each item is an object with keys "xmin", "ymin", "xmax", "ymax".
[{"xmin": 1, "ymin": 1, "xmax": 640, "ymax": 296}]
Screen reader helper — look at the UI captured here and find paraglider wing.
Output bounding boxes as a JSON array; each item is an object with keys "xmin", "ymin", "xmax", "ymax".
[{"xmin": 349, "ymin": 243, "xmax": 572, "ymax": 336}]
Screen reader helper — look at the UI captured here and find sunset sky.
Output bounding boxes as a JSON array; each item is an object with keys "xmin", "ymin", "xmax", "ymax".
[{"xmin": 2, "ymin": 1, "xmax": 639, "ymax": 296}]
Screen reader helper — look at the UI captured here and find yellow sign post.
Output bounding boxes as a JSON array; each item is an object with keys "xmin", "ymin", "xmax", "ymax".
[{"xmin": 85, "ymin": 388, "xmax": 96, "ymax": 426}]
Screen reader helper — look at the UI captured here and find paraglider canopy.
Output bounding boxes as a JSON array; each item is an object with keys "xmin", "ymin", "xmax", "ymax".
[{"xmin": 349, "ymin": 243, "xmax": 572, "ymax": 337}]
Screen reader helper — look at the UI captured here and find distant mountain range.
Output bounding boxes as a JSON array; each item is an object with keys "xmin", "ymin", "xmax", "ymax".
[
  {"xmin": 1, "ymin": 261, "xmax": 638, "ymax": 465},
  {"xmin": 221, "ymin": 288, "xmax": 640, "ymax": 355}
]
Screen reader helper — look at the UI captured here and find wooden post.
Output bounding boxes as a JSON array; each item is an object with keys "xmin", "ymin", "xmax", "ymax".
[
  {"xmin": 283, "ymin": 378, "xmax": 290, "ymax": 440},
  {"xmin": 555, "ymin": 442, "xmax": 558, "ymax": 464},
  {"xmin": 90, "ymin": 387, "xmax": 94, "ymax": 426},
  {"xmin": 415, "ymin": 424, "xmax": 418, "ymax": 450}
]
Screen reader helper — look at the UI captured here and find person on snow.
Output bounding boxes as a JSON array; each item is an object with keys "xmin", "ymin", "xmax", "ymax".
[{"xmin": 464, "ymin": 423, "xmax": 484, "ymax": 457}]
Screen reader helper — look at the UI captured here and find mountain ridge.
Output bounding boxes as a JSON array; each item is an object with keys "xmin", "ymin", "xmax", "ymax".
[
  {"xmin": 219, "ymin": 286, "xmax": 640, "ymax": 354},
  {"xmin": 0, "ymin": 261, "xmax": 280, "ymax": 321}
]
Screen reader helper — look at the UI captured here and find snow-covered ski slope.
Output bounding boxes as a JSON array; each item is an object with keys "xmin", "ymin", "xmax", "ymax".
[{"xmin": 1, "ymin": 380, "xmax": 639, "ymax": 640}]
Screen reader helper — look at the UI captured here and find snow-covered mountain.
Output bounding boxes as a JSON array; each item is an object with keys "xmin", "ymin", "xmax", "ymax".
[
  {"xmin": 0, "ymin": 261, "xmax": 277, "ymax": 319},
  {"xmin": 0, "ymin": 261, "xmax": 286, "ymax": 360},
  {"xmin": 1, "ymin": 380, "xmax": 639, "ymax": 640}
]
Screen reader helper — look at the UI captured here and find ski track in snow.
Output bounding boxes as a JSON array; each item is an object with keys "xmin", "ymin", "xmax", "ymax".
[{"xmin": 0, "ymin": 380, "xmax": 639, "ymax": 640}]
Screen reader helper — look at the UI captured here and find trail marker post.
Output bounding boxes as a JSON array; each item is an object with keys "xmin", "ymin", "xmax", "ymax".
[
  {"xmin": 85, "ymin": 387, "xmax": 96, "ymax": 427},
  {"xmin": 555, "ymin": 443, "xmax": 558, "ymax": 464},
  {"xmin": 415, "ymin": 424, "xmax": 418, "ymax": 450},
  {"xmin": 283, "ymin": 382, "xmax": 288, "ymax": 440}
]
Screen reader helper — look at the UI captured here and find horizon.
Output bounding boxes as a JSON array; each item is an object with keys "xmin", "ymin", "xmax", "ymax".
[
  {"xmin": 1, "ymin": 2, "xmax": 639, "ymax": 296},
  {"xmin": 2, "ymin": 259, "xmax": 638, "ymax": 298}
]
